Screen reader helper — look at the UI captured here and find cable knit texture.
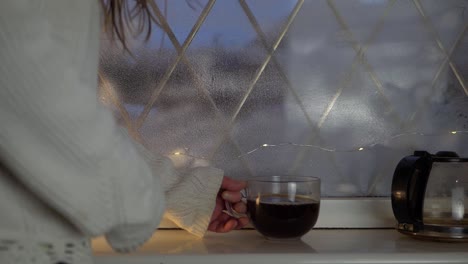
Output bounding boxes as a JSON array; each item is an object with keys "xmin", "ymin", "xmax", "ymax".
[
  {"xmin": 0, "ymin": 0, "xmax": 223, "ymax": 262},
  {"xmin": 131, "ymin": 139, "xmax": 224, "ymax": 237}
]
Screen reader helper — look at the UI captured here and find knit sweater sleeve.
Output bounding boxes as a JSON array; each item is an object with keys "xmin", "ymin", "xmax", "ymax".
[
  {"xmin": 0, "ymin": 0, "xmax": 224, "ymax": 252},
  {"xmin": 128, "ymin": 136, "xmax": 224, "ymax": 238},
  {"xmin": 0, "ymin": 0, "xmax": 167, "ymax": 252}
]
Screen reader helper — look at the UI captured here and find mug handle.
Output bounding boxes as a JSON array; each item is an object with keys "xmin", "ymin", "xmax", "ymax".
[{"xmin": 222, "ymin": 189, "xmax": 247, "ymax": 219}]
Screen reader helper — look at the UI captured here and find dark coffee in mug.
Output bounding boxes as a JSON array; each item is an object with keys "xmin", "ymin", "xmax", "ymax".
[{"xmin": 247, "ymin": 194, "xmax": 320, "ymax": 239}]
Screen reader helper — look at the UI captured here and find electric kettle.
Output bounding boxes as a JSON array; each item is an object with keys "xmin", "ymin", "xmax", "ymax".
[{"xmin": 391, "ymin": 151, "xmax": 468, "ymax": 241}]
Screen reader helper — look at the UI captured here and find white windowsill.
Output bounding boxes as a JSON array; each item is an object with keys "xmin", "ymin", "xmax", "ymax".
[
  {"xmin": 93, "ymin": 229, "xmax": 468, "ymax": 264},
  {"xmin": 158, "ymin": 198, "xmax": 396, "ymax": 229},
  {"xmin": 93, "ymin": 198, "xmax": 468, "ymax": 264}
]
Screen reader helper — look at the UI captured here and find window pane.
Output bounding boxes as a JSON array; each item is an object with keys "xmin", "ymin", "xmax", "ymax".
[{"xmin": 99, "ymin": 0, "xmax": 468, "ymax": 197}]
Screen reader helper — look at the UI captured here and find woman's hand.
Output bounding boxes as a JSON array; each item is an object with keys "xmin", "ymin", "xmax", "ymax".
[{"xmin": 208, "ymin": 176, "xmax": 249, "ymax": 233}]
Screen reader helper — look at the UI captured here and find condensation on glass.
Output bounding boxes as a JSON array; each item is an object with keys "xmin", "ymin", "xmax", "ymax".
[{"xmin": 98, "ymin": 0, "xmax": 468, "ymax": 197}]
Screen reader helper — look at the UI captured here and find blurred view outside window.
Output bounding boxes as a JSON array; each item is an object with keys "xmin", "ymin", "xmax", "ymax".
[{"xmin": 98, "ymin": 0, "xmax": 468, "ymax": 197}]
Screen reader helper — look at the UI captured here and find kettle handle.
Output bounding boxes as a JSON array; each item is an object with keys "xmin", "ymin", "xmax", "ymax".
[{"xmin": 391, "ymin": 151, "xmax": 432, "ymax": 228}]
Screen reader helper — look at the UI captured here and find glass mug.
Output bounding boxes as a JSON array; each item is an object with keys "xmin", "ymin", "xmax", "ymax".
[{"xmin": 243, "ymin": 176, "xmax": 321, "ymax": 240}]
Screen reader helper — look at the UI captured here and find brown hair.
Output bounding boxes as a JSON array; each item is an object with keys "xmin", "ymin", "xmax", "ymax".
[{"xmin": 99, "ymin": 0, "xmax": 161, "ymax": 50}]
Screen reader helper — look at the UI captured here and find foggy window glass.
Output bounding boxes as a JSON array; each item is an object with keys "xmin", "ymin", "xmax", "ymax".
[{"xmin": 98, "ymin": 0, "xmax": 468, "ymax": 197}]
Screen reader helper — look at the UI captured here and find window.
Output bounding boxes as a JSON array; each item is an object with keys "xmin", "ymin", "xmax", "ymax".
[{"xmin": 98, "ymin": 0, "xmax": 468, "ymax": 200}]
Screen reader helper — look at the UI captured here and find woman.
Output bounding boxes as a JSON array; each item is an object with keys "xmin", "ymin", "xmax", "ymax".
[{"xmin": 0, "ymin": 0, "xmax": 248, "ymax": 263}]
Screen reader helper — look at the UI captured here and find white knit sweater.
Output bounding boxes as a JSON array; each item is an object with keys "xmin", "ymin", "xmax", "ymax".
[{"xmin": 0, "ymin": 0, "xmax": 223, "ymax": 263}]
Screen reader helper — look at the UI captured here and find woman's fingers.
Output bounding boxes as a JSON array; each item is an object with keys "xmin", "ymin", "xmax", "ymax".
[
  {"xmin": 237, "ymin": 217, "xmax": 250, "ymax": 229},
  {"xmin": 216, "ymin": 219, "xmax": 238, "ymax": 233},
  {"xmin": 210, "ymin": 215, "xmax": 250, "ymax": 232},
  {"xmin": 233, "ymin": 202, "xmax": 246, "ymax": 213},
  {"xmin": 209, "ymin": 176, "xmax": 250, "ymax": 233},
  {"xmin": 221, "ymin": 176, "xmax": 246, "ymax": 191},
  {"xmin": 208, "ymin": 220, "xmax": 220, "ymax": 232},
  {"xmin": 221, "ymin": 191, "xmax": 242, "ymax": 203}
]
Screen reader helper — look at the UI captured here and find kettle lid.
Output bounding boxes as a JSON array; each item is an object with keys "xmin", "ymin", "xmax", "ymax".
[{"xmin": 434, "ymin": 151, "xmax": 459, "ymax": 158}]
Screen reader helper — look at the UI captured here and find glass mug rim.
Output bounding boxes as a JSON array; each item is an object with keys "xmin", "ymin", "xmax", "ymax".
[{"xmin": 246, "ymin": 175, "xmax": 320, "ymax": 184}]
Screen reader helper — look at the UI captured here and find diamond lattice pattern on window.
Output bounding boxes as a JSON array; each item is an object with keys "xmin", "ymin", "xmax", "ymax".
[{"xmin": 99, "ymin": 0, "xmax": 468, "ymax": 196}]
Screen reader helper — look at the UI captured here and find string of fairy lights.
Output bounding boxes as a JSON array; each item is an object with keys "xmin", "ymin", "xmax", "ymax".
[{"xmin": 167, "ymin": 130, "xmax": 468, "ymax": 161}]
